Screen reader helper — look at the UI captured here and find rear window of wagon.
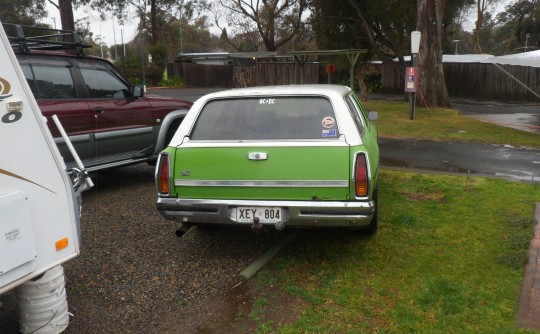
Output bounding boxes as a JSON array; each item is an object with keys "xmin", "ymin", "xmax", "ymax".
[{"xmin": 190, "ymin": 96, "xmax": 340, "ymax": 140}]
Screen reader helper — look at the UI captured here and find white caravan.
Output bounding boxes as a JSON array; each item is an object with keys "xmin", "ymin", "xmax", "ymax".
[{"xmin": 0, "ymin": 19, "xmax": 90, "ymax": 296}]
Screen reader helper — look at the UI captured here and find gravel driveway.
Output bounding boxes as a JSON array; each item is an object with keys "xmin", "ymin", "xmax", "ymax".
[{"xmin": 0, "ymin": 164, "xmax": 284, "ymax": 333}]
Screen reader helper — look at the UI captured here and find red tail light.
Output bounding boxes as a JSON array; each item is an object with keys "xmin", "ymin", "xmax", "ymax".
[
  {"xmin": 157, "ymin": 154, "xmax": 170, "ymax": 195},
  {"xmin": 355, "ymin": 154, "xmax": 369, "ymax": 197}
]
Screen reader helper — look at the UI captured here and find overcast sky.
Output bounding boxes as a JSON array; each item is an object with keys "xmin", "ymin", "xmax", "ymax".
[
  {"xmin": 44, "ymin": 0, "xmax": 513, "ymax": 47},
  {"xmin": 44, "ymin": 2, "xmax": 139, "ymax": 46}
]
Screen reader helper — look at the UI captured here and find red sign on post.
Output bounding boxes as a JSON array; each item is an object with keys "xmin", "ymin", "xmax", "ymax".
[
  {"xmin": 325, "ymin": 63, "xmax": 337, "ymax": 75},
  {"xmin": 404, "ymin": 67, "xmax": 420, "ymax": 93}
]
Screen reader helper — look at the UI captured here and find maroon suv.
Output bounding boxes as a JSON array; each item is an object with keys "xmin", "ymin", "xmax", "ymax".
[{"xmin": 5, "ymin": 23, "xmax": 192, "ymax": 172}]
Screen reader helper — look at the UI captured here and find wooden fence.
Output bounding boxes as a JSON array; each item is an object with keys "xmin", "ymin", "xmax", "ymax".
[
  {"xmin": 167, "ymin": 62, "xmax": 319, "ymax": 88},
  {"xmin": 381, "ymin": 62, "xmax": 540, "ymax": 102}
]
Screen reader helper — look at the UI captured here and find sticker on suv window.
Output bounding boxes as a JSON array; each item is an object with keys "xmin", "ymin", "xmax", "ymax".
[
  {"xmin": 321, "ymin": 116, "xmax": 335, "ymax": 128},
  {"xmin": 322, "ymin": 129, "xmax": 337, "ymax": 137}
]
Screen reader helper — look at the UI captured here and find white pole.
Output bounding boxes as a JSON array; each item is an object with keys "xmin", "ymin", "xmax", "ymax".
[{"xmin": 52, "ymin": 115, "xmax": 94, "ymax": 189}]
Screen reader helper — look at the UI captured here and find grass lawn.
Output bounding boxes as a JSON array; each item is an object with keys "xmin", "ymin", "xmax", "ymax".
[
  {"xmin": 363, "ymin": 100, "xmax": 540, "ymax": 148},
  {"xmin": 250, "ymin": 170, "xmax": 540, "ymax": 333},
  {"xmin": 233, "ymin": 100, "xmax": 539, "ymax": 332}
]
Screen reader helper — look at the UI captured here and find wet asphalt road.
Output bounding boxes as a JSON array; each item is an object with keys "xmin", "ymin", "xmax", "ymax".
[
  {"xmin": 379, "ymin": 138, "xmax": 540, "ymax": 183},
  {"xmin": 149, "ymin": 88, "xmax": 540, "ymax": 183},
  {"xmin": 454, "ymin": 101, "xmax": 540, "ymax": 134},
  {"xmin": 454, "ymin": 102, "xmax": 540, "ymax": 116}
]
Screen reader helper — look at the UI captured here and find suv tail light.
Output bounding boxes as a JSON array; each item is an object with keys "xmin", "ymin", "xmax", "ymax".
[
  {"xmin": 156, "ymin": 153, "xmax": 170, "ymax": 196},
  {"xmin": 355, "ymin": 154, "xmax": 369, "ymax": 197}
]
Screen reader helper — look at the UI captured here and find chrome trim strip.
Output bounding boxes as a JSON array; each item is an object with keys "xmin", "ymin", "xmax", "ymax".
[
  {"xmin": 94, "ymin": 126, "xmax": 153, "ymax": 140},
  {"xmin": 174, "ymin": 180, "xmax": 348, "ymax": 188},
  {"xmin": 181, "ymin": 140, "xmax": 348, "ymax": 148},
  {"xmin": 159, "ymin": 197, "xmax": 373, "ymax": 209},
  {"xmin": 54, "ymin": 133, "xmax": 91, "ymax": 145}
]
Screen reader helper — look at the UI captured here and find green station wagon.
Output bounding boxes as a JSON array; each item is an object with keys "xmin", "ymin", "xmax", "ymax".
[{"xmin": 156, "ymin": 85, "xmax": 380, "ymax": 234}]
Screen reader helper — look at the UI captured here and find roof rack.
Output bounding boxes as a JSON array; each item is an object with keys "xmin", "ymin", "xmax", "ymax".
[{"xmin": 2, "ymin": 23, "xmax": 92, "ymax": 57}]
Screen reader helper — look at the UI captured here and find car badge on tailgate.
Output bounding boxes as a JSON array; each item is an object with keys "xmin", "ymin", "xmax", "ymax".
[{"xmin": 248, "ymin": 152, "xmax": 267, "ymax": 161}]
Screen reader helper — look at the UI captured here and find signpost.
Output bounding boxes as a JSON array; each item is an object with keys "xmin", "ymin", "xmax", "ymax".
[
  {"xmin": 408, "ymin": 31, "xmax": 421, "ymax": 120},
  {"xmin": 325, "ymin": 63, "xmax": 337, "ymax": 83}
]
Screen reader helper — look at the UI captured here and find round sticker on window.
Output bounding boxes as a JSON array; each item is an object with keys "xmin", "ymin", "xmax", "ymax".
[{"xmin": 322, "ymin": 116, "xmax": 335, "ymax": 128}]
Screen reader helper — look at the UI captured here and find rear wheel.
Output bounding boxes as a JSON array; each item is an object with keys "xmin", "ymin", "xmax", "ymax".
[{"xmin": 352, "ymin": 187, "xmax": 378, "ymax": 235}]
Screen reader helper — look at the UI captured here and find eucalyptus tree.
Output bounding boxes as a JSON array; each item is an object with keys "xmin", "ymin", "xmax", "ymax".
[
  {"xmin": 311, "ymin": 0, "xmax": 471, "ymax": 107},
  {"xmin": 473, "ymin": 0, "xmax": 504, "ymax": 53},
  {"xmin": 50, "ymin": 0, "xmax": 207, "ymax": 45},
  {"xmin": 494, "ymin": 0, "xmax": 540, "ymax": 53},
  {"xmin": 0, "ymin": 0, "xmax": 47, "ymax": 25},
  {"xmin": 214, "ymin": 0, "xmax": 308, "ymax": 51}
]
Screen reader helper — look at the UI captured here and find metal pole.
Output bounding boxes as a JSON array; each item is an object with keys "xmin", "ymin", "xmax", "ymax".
[
  {"xmin": 409, "ymin": 54, "xmax": 416, "ymax": 120},
  {"xmin": 121, "ymin": 27, "xmax": 125, "ymax": 72},
  {"xmin": 141, "ymin": 35, "xmax": 146, "ymax": 91},
  {"xmin": 112, "ymin": 12, "xmax": 117, "ymax": 60}
]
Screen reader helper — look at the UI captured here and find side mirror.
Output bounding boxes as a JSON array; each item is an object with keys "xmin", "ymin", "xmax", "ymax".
[
  {"xmin": 368, "ymin": 111, "xmax": 378, "ymax": 121},
  {"xmin": 132, "ymin": 85, "xmax": 144, "ymax": 98}
]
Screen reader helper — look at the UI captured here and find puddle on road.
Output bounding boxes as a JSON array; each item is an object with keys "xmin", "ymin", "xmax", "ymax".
[
  {"xmin": 380, "ymin": 156, "xmax": 409, "ymax": 169},
  {"xmin": 381, "ymin": 156, "xmax": 539, "ymax": 182},
  {"xmin": 466, "ymin": 113, "xmax": 540, "ymax": 134},
  {"xmin": 381, "ymin": 157, "xmax": 479, "ymax": 175}
]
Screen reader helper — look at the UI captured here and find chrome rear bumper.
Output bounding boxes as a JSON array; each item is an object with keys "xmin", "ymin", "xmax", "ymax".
[{"xmin": 157, "ymin": 197, "xmax": 375, "ymax": 228}]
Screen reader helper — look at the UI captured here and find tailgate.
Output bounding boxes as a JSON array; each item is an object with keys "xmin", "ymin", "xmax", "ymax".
[{"xmin": 172, "ymin": 144, "xmax": 351, "ymax": 201}]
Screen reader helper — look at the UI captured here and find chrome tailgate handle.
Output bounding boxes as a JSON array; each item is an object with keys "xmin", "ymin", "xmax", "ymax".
[{"xmin": 248, "ymin": 152, "xmax": 267, "ymax": 160}]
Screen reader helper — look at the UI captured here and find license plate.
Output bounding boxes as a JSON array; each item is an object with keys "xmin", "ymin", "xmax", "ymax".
[{"xmin": 232, "ymin": 207, "xmax": 282, "ymax": 224}]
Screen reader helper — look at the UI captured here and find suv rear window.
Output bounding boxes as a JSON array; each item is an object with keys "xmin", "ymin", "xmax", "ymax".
[{"xmin": 190, "ymin": 96, "xmax": 339, "ymax": 140}]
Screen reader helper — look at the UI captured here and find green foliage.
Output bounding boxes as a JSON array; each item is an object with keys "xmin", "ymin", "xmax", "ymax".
[
  {"xmin": 310, "ymin": 0, "xmax": 470, "ymax": 60},
  {"xmin": 158, "ymin": 75, "xmax": 184, "ymax": 88},
  {"xmin": 148, "ymin": 44, "xmax": 168, "ymax": 86},
  {"xmin": 494, "ymin": 0, "xmax": 540, "ymax": 54},
  {"xmin": 114, "ymin": 53, "xmax": 145, "ymax": 86},
  {"xmin": 0, "ymin": 0, "xmax": 46, "ymax": 25}
]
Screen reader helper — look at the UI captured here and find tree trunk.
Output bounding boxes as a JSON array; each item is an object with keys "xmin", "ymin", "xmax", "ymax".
[
  {"xmin": 474, "ymin": 0, "xmax": 484, "ymax": 53},
  {"xmin": 416, "ymin": 0, "xmax": 451, "ymax": 108},
  {"xmin": 58, "ymin": 0, "xmax": 75, "ymax": 31}
]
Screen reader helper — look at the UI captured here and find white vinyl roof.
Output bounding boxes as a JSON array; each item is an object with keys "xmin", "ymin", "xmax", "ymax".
[
  {"xmin": 394, "ymin": 53, "xmax": 540, "ymax": 67},
  {"xmin": 442, "ymin": 54, "xmax": 494, "ymax": 63},
  {"xmin": 482, "ymin": 50, "xmax": 540, "ymax": 67}
]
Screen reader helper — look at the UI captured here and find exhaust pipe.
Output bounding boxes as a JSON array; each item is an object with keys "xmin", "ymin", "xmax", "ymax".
[{"xmin": 175, "ymin": 223, "xmax": 191, "ymax": 237}]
